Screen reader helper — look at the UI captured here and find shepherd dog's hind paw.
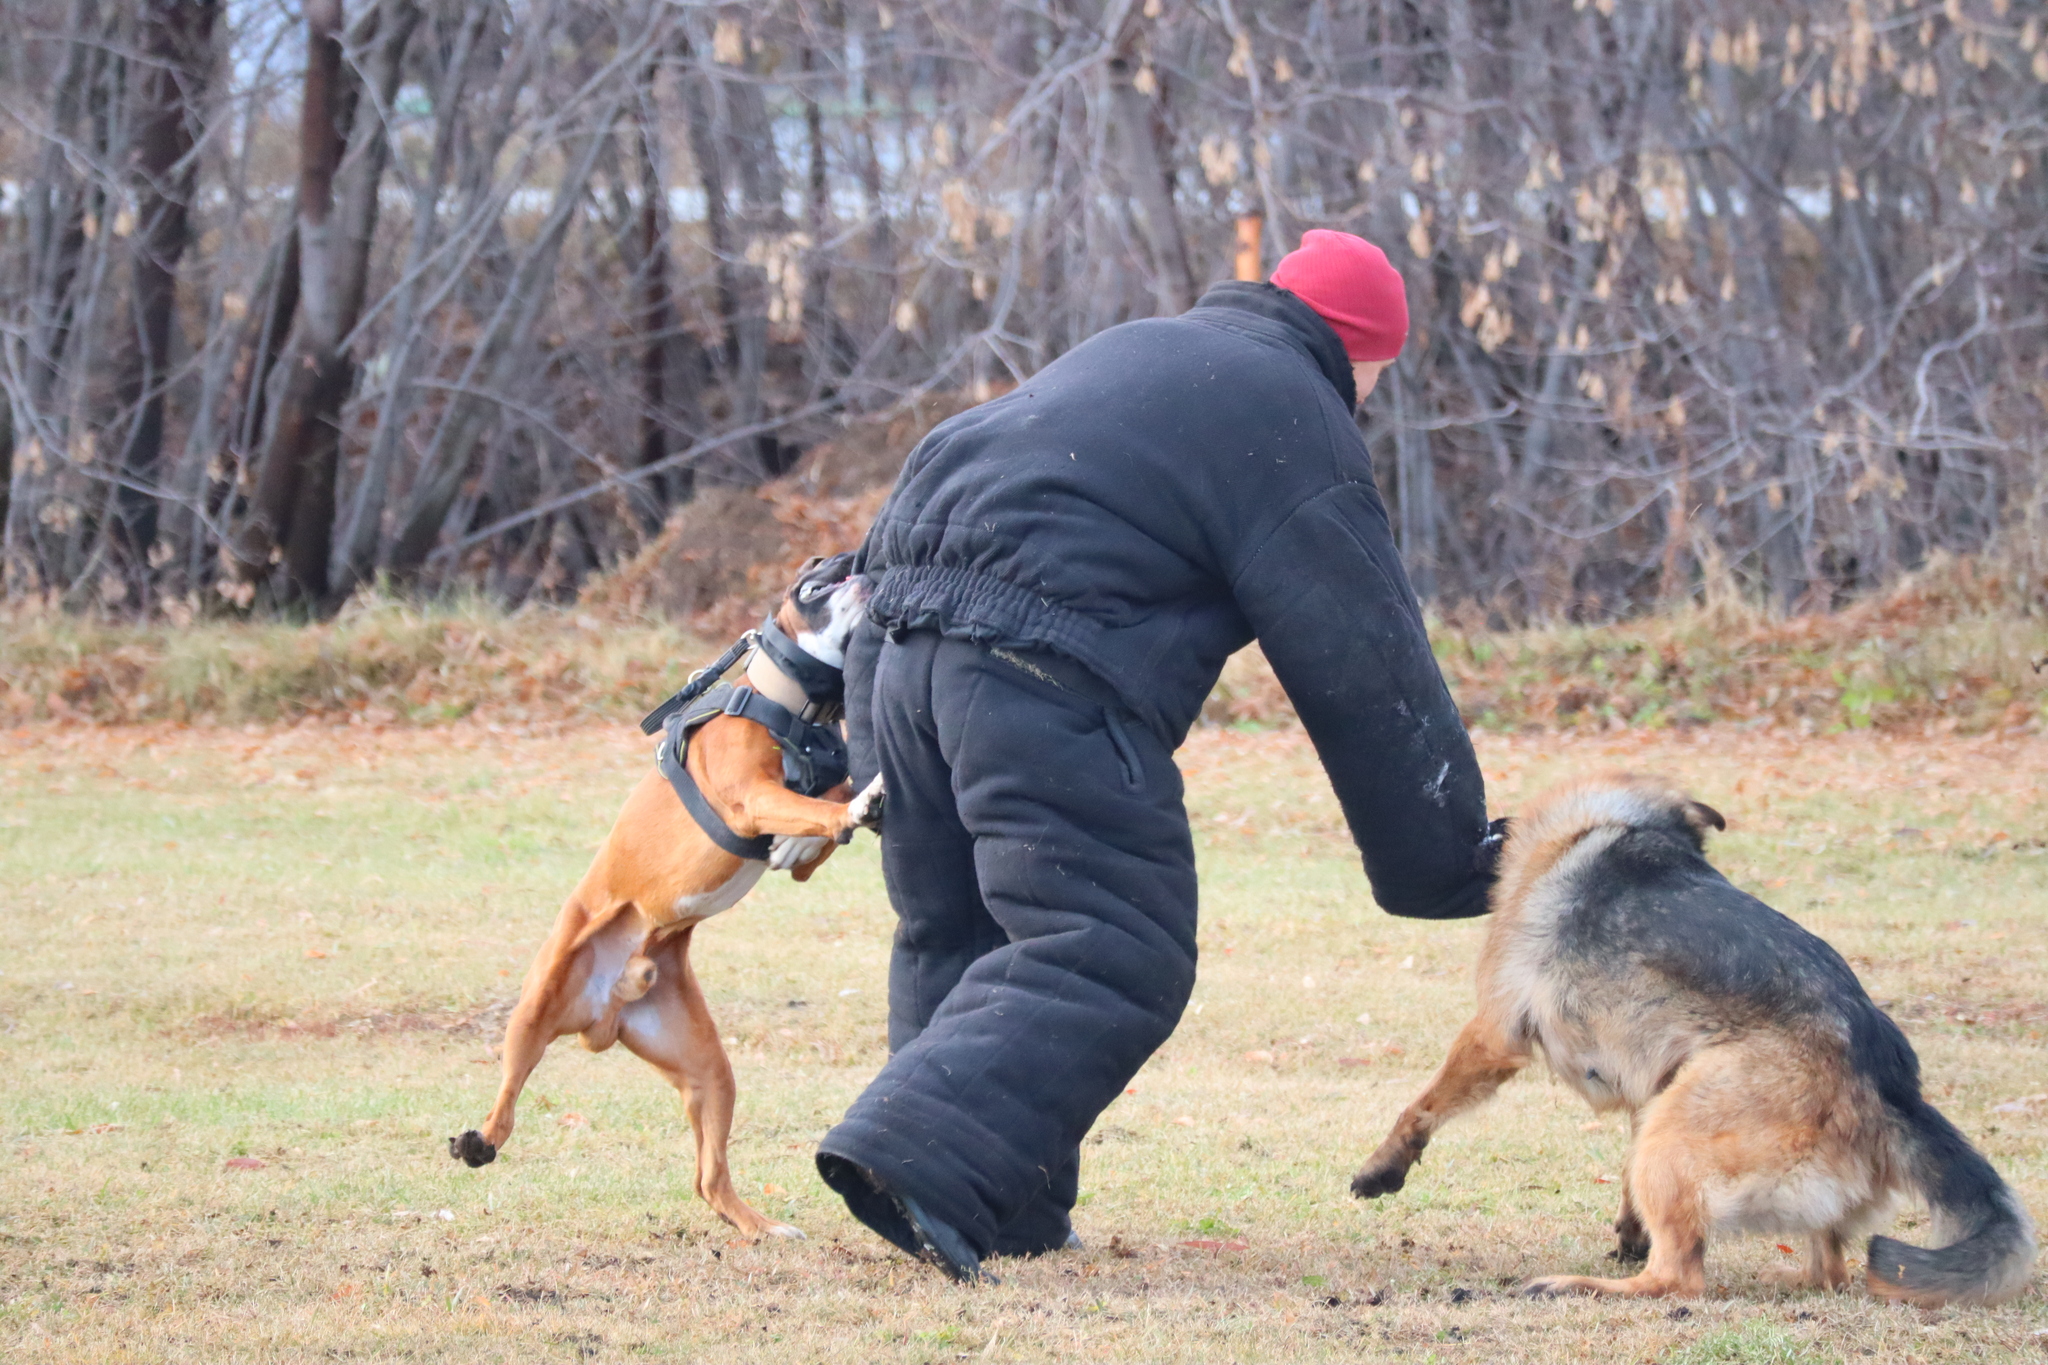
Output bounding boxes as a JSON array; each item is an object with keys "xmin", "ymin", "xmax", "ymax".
[{"xmin": 1610, "ymin": 1235, "xmax": 1651, "ymax": 1263}]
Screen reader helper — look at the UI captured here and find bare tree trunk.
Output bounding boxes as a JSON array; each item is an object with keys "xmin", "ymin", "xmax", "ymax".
[
  {"xmin": 235, "ymin": 0, "xmax": 417, "ymax": 606},
  {"xmin": 681, "ymin": 37, "xmax": 740, "ymax": 369},
  {"xmin": 851, "ymin": 9, "xmax": 895, "ymax": 345},
  {"xmin": 1386, "ymin": 361, "xmax": 1437, "ymax": 599},
  {"xmin": 7, "ymin": 0, "xmax": 119, "ymax": 593},
  {"xmin": 634, "ymin": 97, "xmax": 693, "ymax": 521},
  {"xmin": 385, "ymin": 120, "xmax": 618, "ymax": 578},
  {"xmin": 229, "ymin": 218, "xmax": 301, "ymax": 468},
  {"xmin": 331, "ymin": 0, "xmax": 487, "ymax": 598},
  {"xmin": 230, "ymin": 0, "xmax": 347, "ymax": 594},
  {"xmin": 720, "ymin": 25, "xmax": 785, "ymax": 477},
  {"xmin": 800, "ymin": 35, "xmax": 854, "ymax": 391},
  {"xmin": 1106, "ymin": 34, "xmax": 1196, "ymax": 313},
  {"xmin": 0, "ymin": 394, "xmax": 12, "ymax": 547},
  {"xmin": 110, "ymin": 0, "xmax": 221, "ymax": 574},
  {"xmin": 20, "ymin": 0, "xmax": 107, "ymax": 417}
]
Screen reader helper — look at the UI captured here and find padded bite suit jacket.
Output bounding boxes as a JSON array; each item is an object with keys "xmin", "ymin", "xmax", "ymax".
[{"xmin": 816, "ymin": 282, "xmax": 1495, "ymax": 1260}]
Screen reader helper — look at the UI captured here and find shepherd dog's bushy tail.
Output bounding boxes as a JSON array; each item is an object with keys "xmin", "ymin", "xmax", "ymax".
[{"xmin": 1867, "ymin": 1096, "xmax": 2036, "ymax": 1305}]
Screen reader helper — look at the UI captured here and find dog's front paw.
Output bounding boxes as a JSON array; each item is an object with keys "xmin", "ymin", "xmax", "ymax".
[
  {"xmin": 769, "ymin": 834, "xmax": 830, "ymax": 871},
  {"xmin": 843, "ymin": 774, "xmax": 886, "ymax": 836},
  {"xmin": 449, "ymin": 1131, "xmax": 497, "ymax": 1167},
  {"xmin": 1350, "ymin": 1163, "xmax": 1407, "ymax": 1199}
]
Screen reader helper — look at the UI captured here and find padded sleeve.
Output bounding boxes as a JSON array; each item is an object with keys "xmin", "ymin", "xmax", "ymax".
[{"xmin": 1232, "ymin": 480, "xmax": 1492, "ymax": 919}]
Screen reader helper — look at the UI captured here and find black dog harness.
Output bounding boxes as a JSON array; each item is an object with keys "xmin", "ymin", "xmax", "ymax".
[{"xmin": 639, "ymin": 621, "xmax": 851, "ymax": 861}]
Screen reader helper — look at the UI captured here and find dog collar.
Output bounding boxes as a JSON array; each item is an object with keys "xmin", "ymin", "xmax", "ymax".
[
  {"xmin": 753, "ymin": 618, "xmax": 847, "ymax": 724},
  {"xmin": 637, "ymin": 614, "xmax": 849, "ymax": 737},
  {"xmin": 754, "ymin": 617, "xmax": 846, "ymax": 714},
  {"xmin": 745, "ymin": 646, "xmax": 818, "ymax": 720}
]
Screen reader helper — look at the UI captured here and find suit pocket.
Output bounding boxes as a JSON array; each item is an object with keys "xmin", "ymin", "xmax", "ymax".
[{"xmin": 1103, "ymin": 709, "xmax": 1144, "ymax": 792}]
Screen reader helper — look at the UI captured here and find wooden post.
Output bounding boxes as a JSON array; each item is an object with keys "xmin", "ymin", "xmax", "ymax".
[{"xmin": 1234, "ymin": 213, "xmax": 1265, "ymax": 281}]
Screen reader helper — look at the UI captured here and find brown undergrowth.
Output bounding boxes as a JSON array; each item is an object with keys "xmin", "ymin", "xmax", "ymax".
[
  {"xmin": 1208, "ymin": 550, "xmax": 2047, "ymax": 736},
  {"xmin": 3, "ymin": 525, "xmax": 2042, "ymax": 734}
]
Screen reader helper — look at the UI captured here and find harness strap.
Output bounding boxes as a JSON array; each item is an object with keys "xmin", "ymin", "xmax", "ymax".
[
  {"xmin": 655, "ymin": 682, "xmax": 851, "ymax": 862},
  {"xmin": 657, "ymin": 715, "xmax": 774, "ymax": 861},
  {"xmin": 639, "ymin": 630, "xmax": 757, "ymax": 735}
]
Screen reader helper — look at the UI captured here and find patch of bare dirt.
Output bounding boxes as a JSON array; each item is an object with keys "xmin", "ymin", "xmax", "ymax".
[{"xmin": 178, "ymin": 999, "xmax": 515, "ymax": 1042}]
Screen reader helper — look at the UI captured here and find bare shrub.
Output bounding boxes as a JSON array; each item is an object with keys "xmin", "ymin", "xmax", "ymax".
[{"xmin": 0, "ymin": 1, "xmax": 2040, "ymax": 622}]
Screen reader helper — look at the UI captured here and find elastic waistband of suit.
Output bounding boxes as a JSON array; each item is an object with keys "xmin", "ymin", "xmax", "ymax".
[
  {"xmin": 870, "ymin": 564, "xmax": 1105, "ymax": 665},
  {"xmin": 868, "ymin": 564, "xmax": 1145, "ymax": 725}
]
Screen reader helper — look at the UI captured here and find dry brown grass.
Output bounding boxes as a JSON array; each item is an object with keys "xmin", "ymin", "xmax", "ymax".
[
  {"xmin": 1207, "ymin": 551, "xmax": 2048, "ymax": 737},
  {"xmin": 1, "ymin": 718, "xmax": 2044, "ymax": 1362},
  {"xmin": 7, "ymin": 548, "xmax": 2042, "ymax": 737}
]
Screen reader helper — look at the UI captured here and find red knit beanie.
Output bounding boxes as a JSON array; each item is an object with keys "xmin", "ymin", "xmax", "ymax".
[{"xmin": 1269, "ymin": 230, "xmax": 1409, "ymax": 362}]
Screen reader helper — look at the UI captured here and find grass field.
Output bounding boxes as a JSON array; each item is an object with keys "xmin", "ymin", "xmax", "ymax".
[{"xmin": 2, "ymin": 717, "xmax": 2044, "ymax": 1362}]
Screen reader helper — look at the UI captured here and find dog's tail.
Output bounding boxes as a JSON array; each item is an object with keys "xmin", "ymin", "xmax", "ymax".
[{"xmin": 1867, "ymin": 1093, "xmax": 2036, "ymax": 1305}]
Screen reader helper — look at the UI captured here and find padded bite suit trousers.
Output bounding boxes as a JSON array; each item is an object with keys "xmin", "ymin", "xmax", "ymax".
[{"xmin": 818, "ymin": 629, "xmax": 1198, "ymax": 1257}]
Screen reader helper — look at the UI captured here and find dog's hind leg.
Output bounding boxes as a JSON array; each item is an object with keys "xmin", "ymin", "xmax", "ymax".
[
  {"xmin": 1611, "ymin": 1184, "xmax": 1650, "ymax": 1262},
  {"xmin": 1526, "ymin": 1077, "xmax": 1711, "ymax": 1297},
  {"xmin": 450, "ymin": 904, "xmax": 590, "ymax": 1167},
  {"xmin": 1352, "ymin": 1012, "xmax": 1530, "ymax": 1199},
  {"xmin": 1611, "ymin": 1114, "xmax": 1651, "ymax": 1262},
  {"xmin": 619, "ymin": 928, "xmax": 802, "ymax": 1240},
  {"xmin": 451, "ymin": 986, "xmax": 558, "ymax": 1167},
  {"xmin": 1800, "ymin": 1230, "xmax": 1850, "ymax": 1292},
  {"xmin": 450, "ymin": 894, "xmax": 637, "ymax": 1167},
  {"xmin": 1759, "ymin": 1228, "xmax": 1852, "ymax": 1293}
]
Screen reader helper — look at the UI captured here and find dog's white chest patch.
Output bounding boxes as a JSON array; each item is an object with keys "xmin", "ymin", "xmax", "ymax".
[{"xmin": 669, "ymin": 862, "xmax": 766, "ymax": 923}]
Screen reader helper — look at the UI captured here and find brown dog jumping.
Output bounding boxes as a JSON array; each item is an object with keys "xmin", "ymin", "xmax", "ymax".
[
  {"xmin": 448, "ymin": 554, "xmax": 882, "ymax": 1239},
  {"xmin": 1351, "ymin": 773, "xmax": 2035, "ymax": 1304}
]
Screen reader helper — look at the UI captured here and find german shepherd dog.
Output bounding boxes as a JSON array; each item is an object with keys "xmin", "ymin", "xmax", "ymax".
[{"xmin": 1351, "ymin": 774, "xmax": 2035, "ymax": 1305}]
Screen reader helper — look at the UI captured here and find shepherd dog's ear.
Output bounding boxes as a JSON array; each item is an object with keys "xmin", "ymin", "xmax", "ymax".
[
  {"xmin": 1685, "ymin": 800, "xmax": 1727, "ymax": 833},
  {"xmin": 797, "ymin": 555, "xmax": 827, "ymax": 577},
  {"xmin": 1473, "ymin": 816, "xmax": 1512, "ymax": 877}
]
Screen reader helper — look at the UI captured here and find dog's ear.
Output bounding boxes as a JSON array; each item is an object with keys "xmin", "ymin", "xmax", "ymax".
[
  {"xmin": 1473, "ymin": 816, "xmax": 1512, "ymax": 878},
  {"xmin": 793, "ymin": 555, "xmax": 836, "ymax": 603},
  {"xmin": 1685, "ymin": 800, "xmax": 1727, "ymax": 833},
  {"xmin": 796, "ymin": 552, "xmax": 857, "ymax": 586}
]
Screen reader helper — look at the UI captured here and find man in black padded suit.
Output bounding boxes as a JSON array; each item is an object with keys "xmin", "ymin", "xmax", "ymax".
[{"xmin": 816, "ymin": 231, "xmax": 1503, "ymax": 1281}]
